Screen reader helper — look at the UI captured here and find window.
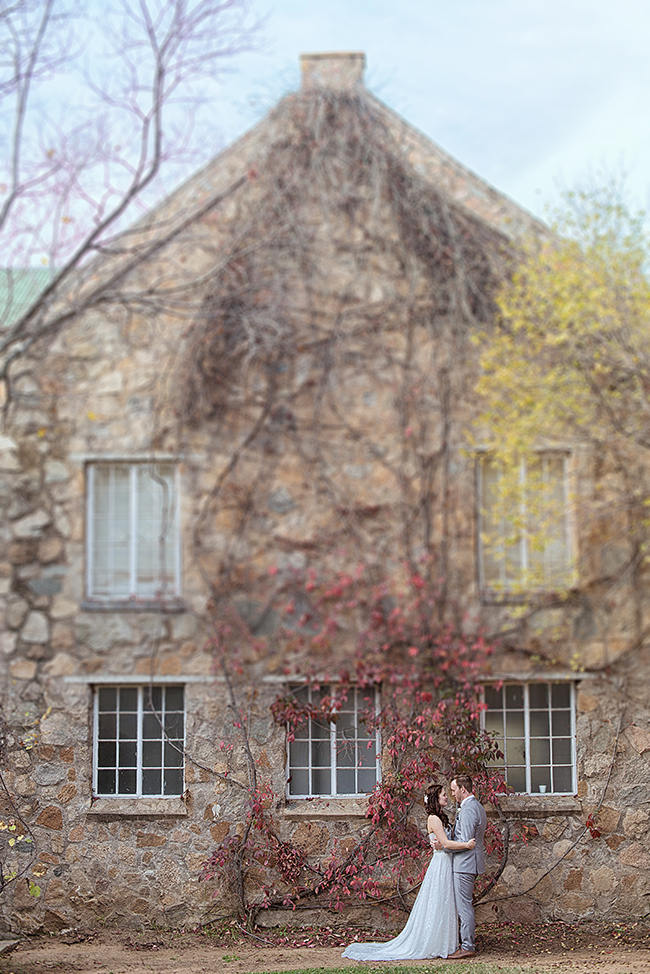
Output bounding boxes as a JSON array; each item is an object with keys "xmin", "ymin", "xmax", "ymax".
[
  {"xmin": 86, "ymin": 462, "xmax": 180, "ymax": 600},
  {"xmin": 287, "ymin": 685, "xmax": 380, "ymax": 798},
  {"xmin": 483, "ymin": 682, "xmax": 576, "ymax": 794},
  {"xmin": 93, "ymin": 685, "xmax": 185, "ymax": 797},
  {"xmin": 478, "ymin": 452, "xmax": 572, "ymax": 593}
]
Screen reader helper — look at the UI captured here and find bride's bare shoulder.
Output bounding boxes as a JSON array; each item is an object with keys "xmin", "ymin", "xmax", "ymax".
[{"xmin": 427, "ymin": 812, "xmax": 442, "ymax": 831}]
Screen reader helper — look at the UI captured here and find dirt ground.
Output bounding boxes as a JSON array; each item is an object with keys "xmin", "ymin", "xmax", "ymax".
[{"xmin": 1, "ymin": 920, "xmax": 649, "ymax": 974}]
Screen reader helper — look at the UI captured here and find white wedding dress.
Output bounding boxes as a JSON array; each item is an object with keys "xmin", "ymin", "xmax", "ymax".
[{"xmin": 342, "ymin": 834, "xmax": 458, "ymax": 961}]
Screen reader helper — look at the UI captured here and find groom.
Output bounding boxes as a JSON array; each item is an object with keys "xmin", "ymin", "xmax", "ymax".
[{"xmin": 446, "ymin": 775, "xmax": 487, "ymax": 960}]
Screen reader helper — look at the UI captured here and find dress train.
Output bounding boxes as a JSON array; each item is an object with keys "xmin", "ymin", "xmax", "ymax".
[{"xmin": 342, "ymin": 842, "xmax": 458, "ymax": 961}]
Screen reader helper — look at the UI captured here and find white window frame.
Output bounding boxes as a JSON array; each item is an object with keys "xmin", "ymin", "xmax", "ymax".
[
  {"xmin": 477, "ymin": 451, "xmax": 572, "ymax": 593},
  {"xmin": 92, "ymin": 684, "xmax": 185, "ymax": 799},
  {"xmin": 86, "ymin": 461, "xmax": 181, "ymax": 601},
  {"xmin": 286, "ymin": 684, "xmax": 381, "ymax": 799},
  {"xmin": 482, "ymin": 682, "xmax": 577, "ymax": 795}
]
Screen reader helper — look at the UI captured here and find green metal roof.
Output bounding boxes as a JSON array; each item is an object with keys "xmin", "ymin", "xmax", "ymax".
[{"xmin": 0, "ymin": 268, "xmax": 55, "ymax": 330}]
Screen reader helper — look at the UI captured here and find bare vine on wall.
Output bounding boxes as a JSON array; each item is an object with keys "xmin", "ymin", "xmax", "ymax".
[{"xmin": 172, "ymin": 88, "xmax": 511, "ymax": 618}]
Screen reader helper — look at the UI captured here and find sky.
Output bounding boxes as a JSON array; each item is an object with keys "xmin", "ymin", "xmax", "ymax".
[{"xmin": 209, "ymin": 0, "xmax": 650, "ymax": 222}]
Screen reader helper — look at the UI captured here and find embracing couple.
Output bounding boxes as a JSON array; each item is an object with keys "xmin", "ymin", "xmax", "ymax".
[{"xmin": 343, "ymin": 775, "xmax": 487, "ymax": 962}]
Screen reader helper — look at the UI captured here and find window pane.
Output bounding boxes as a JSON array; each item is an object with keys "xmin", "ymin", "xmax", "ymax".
[
  {"xmin": 142, "ymin": 713, "xmax": 162, "ymax": 739},
  {"xmin": 359, "ymin": 741, "xmax": 377, "ymax": 768},
  {"xmin": 484, "ymin": 686, "xmax": 502, "ymax": 709},
  {"xmin": 137, "ymin": 466, "xmax": 174, "ymax": 594},
  {"xmin": 164, "ymin": 713, "xmax": 184, "ymax": 738},
  {"xmin": 505, "ymin": 739, "xmax": 526, "ymax": 764},
  {"xmin": 505, "ymin": 685, "xmax": 524, "ymax": 709},
  {"xmin": 119, "ymin": 688, "xmax": 138, "ymax": 711},
  {"xmin": 142, "ymin": 740, "xmax": 162, "ymax": 767},
  {"xmin": 486, "ymin": 755, "xmax": 505, "ymax": 769},
  {"xmin": 553, "ymin": 766, "xmax": 573, "ymax": 793},
  {"xmin": 311, "ymin": 739, "xmax": 331, "ymax": 766},
  {"xmin": 119, "ymin": 714, "xmax": 137, "ymax": 739},
  {"xmin": 119, "ymin": 741, "xmax": 136, "ymax": 766},
  {"xmin": 142, "ymin": 769, "xmax": 162, "ymax": 795},
  {"xmin": 289, "ymin": 769, "xmax": 309, "ymax": 795},
  {"xmin": 165, "ymin": 686, "xmax": 183, "ymax": 711},
  {"xmin": 530, "ymin": 711, "xmax": 549, "ymax": 736},
  {"xmin": 97, "ymin": 741, "xmax": 116, "ymax": 766},
  {"xmin": 337, "ymin": 769, "xmax": 355, "ymax": 794},
  {"xmin": 164, "ymin": 741, "xmax": 183, "ymax": 767},
  {"xmin": 144, "ymin": 687, "xmax": 163, "ymax": 711},
  {"xmin": 505, "ymin": 712, "xmax": 524, "ymax": 736},
  {"xmin": 293, "ymin": 685, "xmax": 309, "ymax": 705},
  {"xmin": 336, "ymin": 712, "xmax": 357, "ymax": 736},
  {"xmin": 336, "ymin": 740, "xmax": 356, "ymax": 767},
  {"xmin": 358, "ymin": 769, "xmax": 376, "ymax": 793},
  {"xmin": 311, "ymin": 719, "xmax": 330, "ymax": 740},
  {"xmin": 311, "ymin": 768, "xmax": 331, "ymax": 795},
  {"xmin": 552, "ymin": 738, "xmax": 572, "ymax": 764},
  {"xmin": 289, "ymin": 740, "xmax": 309, "ymax": 766},
  {"xmin": 98, "ymin": 687, "xmax": 117, "ymax": 711},
  {"xmin": 530, "ymin": 738, "xmax": 550, "ymax": 764},
  {"xmin": 531, "ymin": 767, "xmax": 551, "ymax": 792},
  {"xmin": 98, "ymin": 713, "xmax": 117, "ymax": 739},
  {"xmin": 506, "ymin": 766, "xmax": 526, "ymax": 792},
  {"xmin": 163, "ymin": 768, "xmax": 183, "ymax": 795},
  {"xmin": 552, "ymin": 684, "xmax": 571, "ymax": 708},
  {"xmin": 552, "ymin": 711, "xmax": 571, "ymax": 736},
  {"xmin": 292, "ymin": 718, "xmax": 310, "ymax": 741},
  {"xmin": 118, "ymin": 769, "xmax": 137, "ymax": 794},
  {"xmin": 484, "ymin": 710, "xmax": 504, "ymax": 738},
  {"xmin": 97, "ymin": 769, "xmax": 116, "ymax": 794},
  {"xmin": 529, "ymin": 684, "xmax": 548, "ymax": 708},
  {"xmin": 91, "ymin": 465, "xmax": 130, "ymax": 597}
]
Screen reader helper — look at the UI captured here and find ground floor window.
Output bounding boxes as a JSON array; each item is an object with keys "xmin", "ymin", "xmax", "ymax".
[
  {"xmin": 93, "ymin": 685, "xmax": 185, "ymax": 797},
  {"xmin": 483, "ymin": 682, "xmax": 576, "ymax": 794},
  {"xmin": 287, "ymin": 685, "xmax": 380, "ymax": 798}
]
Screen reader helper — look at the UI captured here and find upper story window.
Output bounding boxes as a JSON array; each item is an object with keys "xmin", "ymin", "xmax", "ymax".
[
  {"xmin": 93, "ymin": 685, "xmax": 185, "ymax": 798},
  {"xmin": 287, "ymin": 685, "xmax": 380, "ymax": 798},
  {"xmin": 478, "ymin": 452, "xmax": 572, "ymax": 595},
  {"xmin": 483, "ymin": 682, "xmax": 576, "ymax": 795},
  {"xmin": 86, "ymin": 462, "xmax": 180, "ymax": 602}
]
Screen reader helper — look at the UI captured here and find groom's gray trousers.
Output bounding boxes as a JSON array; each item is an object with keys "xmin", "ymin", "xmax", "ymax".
[{"xmin": 453, "ymin": 871, "xmax": 476, "ymax": 951}]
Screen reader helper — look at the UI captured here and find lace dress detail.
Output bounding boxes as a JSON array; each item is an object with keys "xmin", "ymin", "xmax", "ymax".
[{"xmin": 342, "ymin": 831, "xmax": 458, "ymax": 961}]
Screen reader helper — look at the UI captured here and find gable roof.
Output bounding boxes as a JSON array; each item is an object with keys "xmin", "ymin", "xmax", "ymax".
[{"xmin": 115, "ymin": 51, "xmax": 544, "ymax": 263}]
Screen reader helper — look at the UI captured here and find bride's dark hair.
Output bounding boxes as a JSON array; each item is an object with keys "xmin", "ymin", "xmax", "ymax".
[{"xmin": 423, "ymin": 783, "xmax": 449, "ymax": 829}]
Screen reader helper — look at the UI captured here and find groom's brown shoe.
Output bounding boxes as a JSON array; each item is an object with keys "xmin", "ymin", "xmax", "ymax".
[{"xmin": 447, "ymin": 947, "xmax": 476, "ymax": 959}]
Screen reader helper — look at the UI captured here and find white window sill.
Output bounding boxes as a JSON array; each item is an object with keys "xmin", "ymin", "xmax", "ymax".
[
  {"xmin": 480, "ymin": 588, "xmax": 572, "ymax": 605},
  {"xmin": 81, "ymin": 598, "xmax": 185, "ymax": 613},
  {"xmin": 86, "ymin": 797, "xmax": 188, "ymax": 817},
  {"xmin": 495, "ymin": 795, "xmax": 581, "ymax": 818},
  {"xmin": 283, "ymin": 797, "xmax": 370, "ymax": 820}
]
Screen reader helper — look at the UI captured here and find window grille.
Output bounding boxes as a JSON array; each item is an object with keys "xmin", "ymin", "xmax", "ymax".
[
  {"xmin": 483, "ymin": 682, "xmax": 576, "ymax": 794},
  {"xmin": 86, "ymin": 462, "xmax": 180, "ymax": 600},
  {"xmin": 93, "ymin": 685, "xmax": 185, "ymax": 797},
  {"xmin": 287, "ymin": 685, "xmax": 380, "ymax": 797}
]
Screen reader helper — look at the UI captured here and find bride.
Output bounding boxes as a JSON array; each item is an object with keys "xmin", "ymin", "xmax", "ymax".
[{"xmin": 342, "ymin": 783, "xmax": 475, "ymax": 961}]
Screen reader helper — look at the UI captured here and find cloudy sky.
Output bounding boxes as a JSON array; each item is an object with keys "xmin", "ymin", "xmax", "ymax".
[{"xmin": 212, "ymin": 0, "xmax": 650, "ymax": 221}]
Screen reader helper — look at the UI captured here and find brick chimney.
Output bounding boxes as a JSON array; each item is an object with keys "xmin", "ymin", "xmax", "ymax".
[{"xmin": 300, "ymin": 52, "xmax": 366, "ymax": 91}]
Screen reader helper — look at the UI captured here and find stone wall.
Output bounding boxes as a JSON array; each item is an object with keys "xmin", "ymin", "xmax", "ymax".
[{"xmin": 1, "ymin": 55, "xmax": 648, "ymax": 933}]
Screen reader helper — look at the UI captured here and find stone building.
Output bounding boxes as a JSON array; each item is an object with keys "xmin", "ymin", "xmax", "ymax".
[{"xmin": 1, "ymin": 53, "xmax": 648, "ymax": 933}]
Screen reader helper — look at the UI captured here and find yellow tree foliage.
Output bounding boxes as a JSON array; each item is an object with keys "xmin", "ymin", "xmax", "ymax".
[{"xmin": 474, "ymin": 187, "xmax": 650, "ymax": 594}]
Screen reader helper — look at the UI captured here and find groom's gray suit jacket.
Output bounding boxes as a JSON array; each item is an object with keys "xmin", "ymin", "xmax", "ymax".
[{"xmin": 452, "ymin": 795, "xmax": 487, "ymax": 874}]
